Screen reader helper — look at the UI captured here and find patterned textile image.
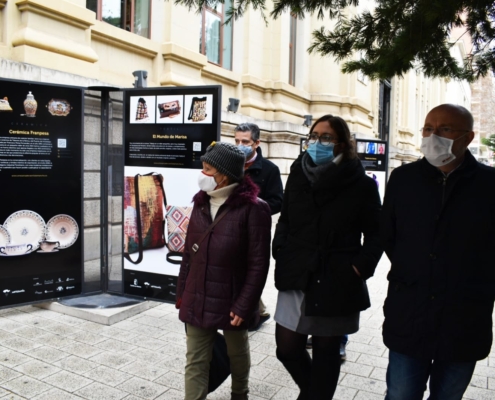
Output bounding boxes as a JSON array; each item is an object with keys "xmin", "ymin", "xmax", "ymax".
[
  {"xmin": 124, "ymin": 174, "xmax": 165, "ymax": 254},
  {"xmin": 187, "ymin": 97, "xmax": 207, "ymax": 122},
  {"xmin": 166, "ymin": 206, "xmax": 193, "ymax": 253},
  {"xmin": 135, "ymin": 98, "xmax": 149, "ymax": 121},
  {"xmin": 158, "ymin": 100, "xmax": 181, "ymax": 119}
]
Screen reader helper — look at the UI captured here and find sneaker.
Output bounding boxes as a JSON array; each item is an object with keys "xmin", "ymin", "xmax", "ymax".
[
  {"xmin": 306, "ymin": 336, "xmax": 312, "ymax": 349},
  {"xmin": 248, "ymin": 314, "xmax": 270, "ymax": 332},
  {"xmin": 340, "ymin": 342, "xmax": 346, "ymax": 360}
]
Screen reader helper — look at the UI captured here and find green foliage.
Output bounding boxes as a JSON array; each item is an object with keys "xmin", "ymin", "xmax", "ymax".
[
  {"xmin": 173, "ymin": 0, "xmax": 495, "ymax": 81},
  {"xmin": 481, "ymin": 135, "xmax": 495, "ymax": 158}
]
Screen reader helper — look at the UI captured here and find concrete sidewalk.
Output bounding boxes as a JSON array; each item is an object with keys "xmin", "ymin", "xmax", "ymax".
[{"xmin": 0, "ymin": 256, "xmax": 494, "ymax": 399}]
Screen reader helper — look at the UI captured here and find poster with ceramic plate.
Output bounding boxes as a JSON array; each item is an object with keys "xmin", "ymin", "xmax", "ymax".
[{"xmin": 0, "ymin": 78, "xmax": 83, "ymax": 307}]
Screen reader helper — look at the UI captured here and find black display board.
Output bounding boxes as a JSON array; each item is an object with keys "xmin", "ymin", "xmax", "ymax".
[
  {"xmin": 356, "ymin": 138, "xmax": 388, "ymax": 202},
  {"xmin": 0, "ymin": 79, "xmax": 83, "ymax": 306},
  {"xmin": 122, "ymin": 86, "xmax": 221, "ymax": 302}
]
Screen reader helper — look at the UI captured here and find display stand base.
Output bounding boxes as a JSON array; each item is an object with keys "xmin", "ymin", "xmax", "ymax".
[{"xmin": 36, "ymin": 294, "xmax": 154, "ymax": 325}]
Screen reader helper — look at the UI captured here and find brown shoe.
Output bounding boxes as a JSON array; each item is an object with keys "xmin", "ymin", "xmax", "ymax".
[{"xmin": 231, "ymin": 392, "xmax": 248, "ymax": 400}]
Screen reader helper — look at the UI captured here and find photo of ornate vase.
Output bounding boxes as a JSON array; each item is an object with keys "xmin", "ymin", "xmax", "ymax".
[{"xmin": 23, "ymin": 91, "xmax": 37, "ymax": 117}]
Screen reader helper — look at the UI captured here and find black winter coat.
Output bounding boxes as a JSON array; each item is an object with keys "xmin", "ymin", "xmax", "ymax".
[
  {"xmin": 245, "ymin": 147, "xmax": 284, "ymax": 215},
  {"xmin": 273, "ymin": 154, "xmax": 382, "ymax": 317},
  {"xmin": 381, "ymin": 151, "xmax": 495, "ymax": 362},
  {"xmin": 177, "ymin": 176, "xmax": 271, "ymax": 331}
]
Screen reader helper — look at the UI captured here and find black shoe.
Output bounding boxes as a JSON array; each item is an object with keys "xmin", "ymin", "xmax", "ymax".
[
  {"xmin": 340, "ymin": 342, "xmax": 346, "ymax": 360},
  {"xmin": 306, "ymin": 336, "xmax": 312, "ymax": 349},
  {"xmin": 248, "ymin": 314, "xmax": 270, "ymax": 332}
]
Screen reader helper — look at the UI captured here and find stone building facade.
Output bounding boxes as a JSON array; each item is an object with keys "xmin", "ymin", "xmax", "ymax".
[{"xmin": 0, "ymin": 0, "xmax": 471, "ymax": 290}]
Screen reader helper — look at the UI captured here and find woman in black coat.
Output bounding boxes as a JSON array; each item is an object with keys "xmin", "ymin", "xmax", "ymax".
[{"xmin": 272, "ymin": 115, "xmax": 383, "ymax": 399}]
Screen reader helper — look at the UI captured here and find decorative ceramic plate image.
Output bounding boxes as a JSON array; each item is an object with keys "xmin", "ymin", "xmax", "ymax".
[
  {"xmin": 0, "ymin": 97, "xmax": 13, "ymax": 112},
  {"xmin": 47, "ymin": 99, "xmax": 72, "ymax": 117},
  {"xmin": 0, "ymin": 225, "xmax": 11, "ymax": 247},
  {"xmin": 46, "ymin": 214, "xmax": 79, "ymax": 249},
  {"xmin": 3, "ymin": 210, "xmax": 45, "ymax": 251}
]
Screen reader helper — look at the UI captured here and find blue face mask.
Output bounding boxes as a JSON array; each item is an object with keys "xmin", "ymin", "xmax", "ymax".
[
  {"xmin": 238, "ymin": 144, "xmax": 253, "ymax": 158},
  {"xmin": 306, "ymin": 142, "xmax": 335, "ymax": 165}
]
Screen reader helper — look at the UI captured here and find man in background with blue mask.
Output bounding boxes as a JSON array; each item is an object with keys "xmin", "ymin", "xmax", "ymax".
[
  {"xmin": 234, "ymin": 122, "xmax": 284, "ymax": 331},
  {"xmin": 380, "ymin": 104, "xmax": 495, "ymax": 400}
]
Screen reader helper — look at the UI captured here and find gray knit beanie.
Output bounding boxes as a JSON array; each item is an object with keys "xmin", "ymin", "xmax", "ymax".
[{"xmin": 200, "ymin": 141, "xmax": 245, "ymax": 182}]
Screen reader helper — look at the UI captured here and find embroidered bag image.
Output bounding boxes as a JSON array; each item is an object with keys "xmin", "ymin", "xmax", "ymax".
[
  {"xmin": 135, "ymin": 98, "xmax": 149, "ymax": 121},
  {"xmin": 124, "ymin": 173, "xmax": 166, "ymax": 264},
  {"xmin": 187, "ymin": 96, "xmax": 207, "ymax": 122},
  {"xmin": 158, "ymin": 100, "xmax": 181, "ymax": 119},
  {"xmin": 165, "ymin": 205, "xmax": 193, "ymax": 264}
]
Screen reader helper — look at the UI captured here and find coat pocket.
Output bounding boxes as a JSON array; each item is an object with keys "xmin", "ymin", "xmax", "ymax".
[
  {"xmin": 383, "ymin": 275, "xmax": 418, "ymax": 337},
  {"xmin": 274, "ymin": 245, "xmax": 319, "ymax": 291}
]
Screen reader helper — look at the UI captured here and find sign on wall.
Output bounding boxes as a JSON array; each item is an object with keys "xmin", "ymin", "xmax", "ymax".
[
  {"xmin": 122, "ymin": 86, "xmax": 221, "ymax": 302},
  {"xmin": 355, "ymin": 138, "xmax": 388, "ymax": 202},
  {"xmin": 0, "ymin": 79, "xmax": 84, "ymax": 307}
]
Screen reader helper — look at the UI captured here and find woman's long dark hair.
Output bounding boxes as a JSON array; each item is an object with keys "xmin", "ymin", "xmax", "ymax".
[{"xmin": 309, "ymin": 114, "xmax": 357, "ymax": 160}]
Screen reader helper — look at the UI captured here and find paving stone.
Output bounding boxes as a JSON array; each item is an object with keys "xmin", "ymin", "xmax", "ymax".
[
  {"xmin": 0, "ymin": 350, "xmax": 31, "ymax": 368},
  {"xmin": 353, "ymin": 390, "xmax": 385, "ymax": 400},
  {"xmin": 271, "ymin": 387, "xmax": 300, "ymax": 400},
  {"xmin": 339, "ymin": 374, "xmax": 387, "ymax": 395},
  {"xmin": 1, "ymin": 393, "xmax": 28, "ymax": 399},
  {"xmin": 53, "ymin": 355, "xmax": 97, "ymax": 374},
  {"xmin": 356, "ymin": 353, "xmax": 389, "ymax": 369},
  {"xmin": 83, "ymin": 365, "xmax": 133, "ymax": 387},
  {"xmin": 88, "ymin": 352, "xmax": 134, "ymax": 369},
  {"xmin": 35, "ymin": 333, "xmax": 74, "ymax": 349},
  {"xmin": 0, "ymin": 365, "xmax": 22, "ymax": 383},
  {"xmin": 369, "ymin": 366, "xmax": 387, "ymax": 381},
  {"xmin": 32, "ymin": 388, "xmax": 84, "ymax": 399},
  {"xmin": 41, "ymin": 322, "xmax": 81, "ymax": 336},
  {"xmin": 346, "ymin": 342, "xmax": 387, "ymax": 357},
  {"xmin": 2, "ymin": 376, "xmax": 51, "ymax": 398},
  {"xmin": 10, "ymin": 326, "xmax": 47, "ymax": 341},
  {"xmin": 0, "ymin": 319, "xmax": 25, "ymax": 333},
  {"xmin": 154, "ymin": 388, "xmax": 184, "ymax": 399},
  {"xmin": 132, "ymin": 316, "xmax": 169, "ymax": 329},
  {"xmin": 69, "ymin": 331, "xmax": 108, "ymax": 345},
  {"xmin": 340, "ymin": 360, "xmax": 374, "ymax": 378},
  {"xmin": 469, "ymin": 374, "xmax": 488, "ymax": 389},
  {"xmin": 247, "ymin": 378, "xmax": 282, "ymax": 399},
  {"xmin": 13, "ymin": 359, "xmax": 61, "ymax": 379},
  {"xmin": 130, "ymin": 337, "xmax": 168, "ymax": 351},
  {"xmin": 116, "ymin": 376, "xmax": 167, "ymax": 399},
  {"xmin": 51, "ymin": 314, "xmax": 86, "ymax": 326},
  {"xmin": 464, "ymin": 385, "xmax": 495, "ymax": 400},
  {"xmin": 258, "ymin": 356, "xmax": 285, "ymax": 371},
  {"xmin": 333, "ymin": 384, "xmax": 358, "ymax": 400},
  {"xmin": 154, "ymin": 370, "xmax": 184, "ymax": 390},
  {"xmin": 1, "ymin": 337, "xmax": 41, "ymax": 353},
  {"xmin": 43, "ymin": 370, "xmax": 93, "ymax": 392},
  {"xmin": 100, "ymin": 328, "xmax": 138, "ymax": 343},
  {"xmin": 250, "ymin": 351, "xmax": 268, "ymax": 365},
  {"xmin": 130, "ymin": 325, "xmax": 164, "ymax": 339},
  {"xmin": 75, "ymin": 382, "xmax": 128, "ymax": 400},
  {"xmin": 125, "ymin": 348, "xmax": 166, "ymax": 364},
  {"xmin": 62, "ymin": 343, "xmax": 103, "ymax": 359},
  {"xmin": 28, "ymin": 346, "xmax": 69, "ymax": 363},
  {"xmin": 95, "ymin": 339, "xmax": 135, "ymax": 354},
  {"xmin": 120, "ymin": 361, "xmax": 166, "ymax": 381},
  {"xmin": 154, "ymin": 354, "xmax": 186, "ymax": 374},
  {"xmin": 263, "ymin": 369, "xmax": 298, "ymax": 389}
]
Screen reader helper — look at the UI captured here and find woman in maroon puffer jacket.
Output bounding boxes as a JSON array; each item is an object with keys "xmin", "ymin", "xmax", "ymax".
[{"xmin": 176, "ymin": 142, "xmax": 271, "ymax": 400}]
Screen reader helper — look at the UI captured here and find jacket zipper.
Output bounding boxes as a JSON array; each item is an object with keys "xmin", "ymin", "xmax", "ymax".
[{"xmin": 441, "ymin": 176, "xmax": 447, "ymax": 206}]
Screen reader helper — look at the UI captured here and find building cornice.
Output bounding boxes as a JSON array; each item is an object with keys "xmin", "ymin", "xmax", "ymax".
[
  {"xmin": 16, "ymin": 0, "xmax": 95, "ymax": 30},
  {"xmin": 92, "ymin": 22, "xmax": 158, "ymax": 59}
]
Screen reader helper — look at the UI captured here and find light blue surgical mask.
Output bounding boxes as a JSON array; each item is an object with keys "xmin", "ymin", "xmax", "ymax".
[
  {"xmin": 306, "ymin": 142, "xmax": 335, "ymax": 165},
  {"xmin": 237, "ymin": 144, "xmax": 253, "ymax": 158}
]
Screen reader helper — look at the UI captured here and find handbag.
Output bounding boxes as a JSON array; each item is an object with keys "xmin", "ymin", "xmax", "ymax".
[
  {"xmin": 165, "ymin": 205, "xmax": 193, "ymax": 265},
  {"xmin": 158, "ymin": 100, "xmax": 181, "ymax": 119},
  {"xmin": 208, "ymin": 332, "xmax": 231, "ymax": 393},
  {"xmin": 187, "ymin": 96, "xmax": 207, "ymax": 122},
  {"xmin": 124, "ymin": 173, "xmax": 167, "ymax": 264},
  {"xmin": 135, "ymin": 97, "xmax": 149, "ymax": 121}
]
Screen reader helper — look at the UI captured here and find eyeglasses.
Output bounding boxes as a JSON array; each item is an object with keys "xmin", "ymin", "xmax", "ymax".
[
  {"xmin": 420, "ymin": 127, "xmax": 470, "ymax": 136},
  {"xmin": 234, "ymin": 139, "xmax": 254, "ymax": 146},
  {"xmin": 306, "ymin": 133, "xmax": 338, "ymax": 146}
]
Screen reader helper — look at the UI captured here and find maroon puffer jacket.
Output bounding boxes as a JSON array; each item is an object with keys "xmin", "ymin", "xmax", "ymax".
[{"xmin": 176, "ymin": 176, "xmax": 271, "ymax": 331}]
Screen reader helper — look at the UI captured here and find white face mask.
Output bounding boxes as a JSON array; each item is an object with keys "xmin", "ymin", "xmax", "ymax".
[
  {"xmin": 420, "ymin": 133, "xmax": 468, "ymax": 167},
  {"xmin": 198, "ymin": 171, "xmax": 219, "ymax": 192}
]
